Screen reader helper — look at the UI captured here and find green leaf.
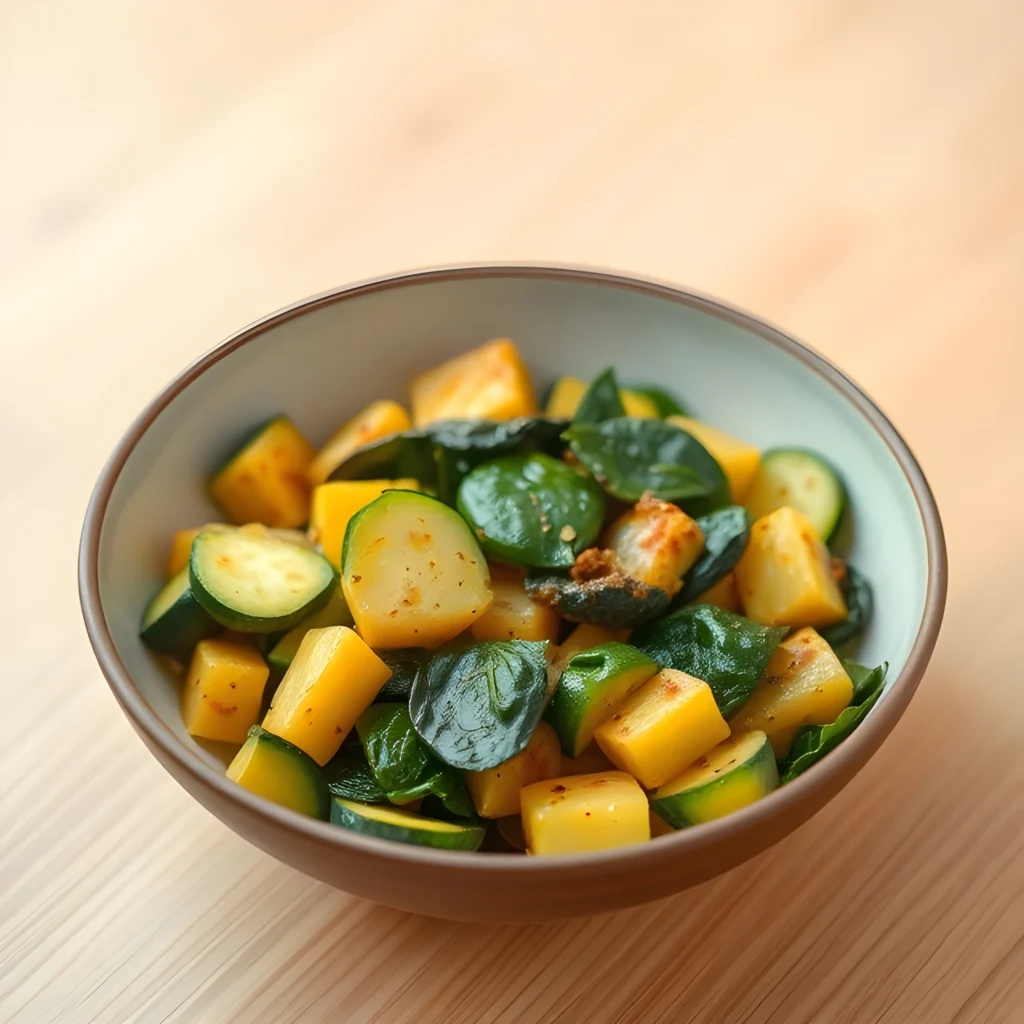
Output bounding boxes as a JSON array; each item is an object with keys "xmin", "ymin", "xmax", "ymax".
[
  {"xmin": 779, "ymin": 662, "xmax": 888, "ymax": 782},
  {"xmin": 526, "ymin": 572, "xmax": 670, "ymax": 629},
  {"xmin": 626, "ymin": 384, "xmax": 689, "ymax": 418},
  {"xmin": 563, "ymin": 418, "xmax": 730, "ymax": 511},
  {"xmin": 573, "ymin": 368, "xmax": 626, "ymax": 425},
  {"xmin": 821, "ymin": 565, "xmax": 874, "ymax": 649},
  {"xmin": 409, "ymin": 639, "xmax": 550, "ymax": 771},
  {"xmin": 356, "ymin": 703, "xmax": 475, "ymax": 816},
  {"xmin": 632, "ymin": 604, "xmax": 788, "ymax": 716},
  {"xmin": 328, "ymin": 430, "xmax": 436, "ymax": 485},
  {"xmin": 675, "ymin": 506, "xmax": 752, "ymax": 605},
  {"xmin": 375, "ymin": 649, "xmax": 431, "ymax": 702},
  {"xmin": 321, "ymin": 745, "xmax": 388, "ymax": 803},
  {"xmin": 456, "ymin": 452, "xmax": 606, "ymax": 568}
]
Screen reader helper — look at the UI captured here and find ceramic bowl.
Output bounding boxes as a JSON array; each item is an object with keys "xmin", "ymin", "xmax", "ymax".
[{"xmin": 79, "ymin": 265, "xmax": 946, "ymax": 922}]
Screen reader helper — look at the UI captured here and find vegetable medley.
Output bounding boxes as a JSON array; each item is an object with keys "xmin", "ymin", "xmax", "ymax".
[{"xmin": 141, "ymin": 338, "xmax": 886, "ymax": 856}]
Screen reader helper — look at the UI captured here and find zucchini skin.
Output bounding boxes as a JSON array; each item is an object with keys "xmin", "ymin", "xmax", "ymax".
[
  {"xmin": 329, "ymin": 799, "xmax": 486, "ymax": 850},
  {"xmin": 140, "ymin": 570, "xmax": 219, "ymax": 663}
]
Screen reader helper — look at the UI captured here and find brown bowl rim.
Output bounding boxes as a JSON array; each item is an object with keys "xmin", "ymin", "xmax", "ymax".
[{"xmin": 78, "ymin": 262, "xmax": 947, "ymax": 875}]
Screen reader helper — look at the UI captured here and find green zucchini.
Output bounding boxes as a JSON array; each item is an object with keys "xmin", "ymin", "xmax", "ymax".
[
  {"xmin": 266, "ymin": 585, "xmax": 353, "ymax": 679},
  {"xmin": 226, "ymin": 725, "xmax": 330, "ymax": 819},
  {"xmin": 329, "ymin": 798, "xmax": 486, "ymax": 850},
  {"xmin": 189, "ymin": 529, "xmax": 335, "ymax": 633},
  {"xmin": 525, "ymin": 571, "xmax": 670, "ymax": 629},
  {"xmin": 744, "ymin": 448, "xmax": 846, "ymax": 540},
  {"xmin": 545, "ymin": 643, "xmax": 660, "ymax": 756},
  {"xmin": 650, "ymin": 730, "xmax": 778, "ymax": 828},
  {"xmin": 140, "ymin": 567, "xmax": 219, "ymax": 663},
  {"xmin": 821, "ymin": 564, "xmax": 873, "ymax": 649}
]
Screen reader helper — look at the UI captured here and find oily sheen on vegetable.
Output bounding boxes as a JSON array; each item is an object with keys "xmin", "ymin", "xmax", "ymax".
[{"xmin": 139, "ymin": 342, "xmax": 888, "ymax": 857}]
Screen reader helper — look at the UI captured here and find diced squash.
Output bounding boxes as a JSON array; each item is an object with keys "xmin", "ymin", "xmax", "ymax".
[
  {"xmin": 470, "ymin": 566, "xmax": 562, "ymax": 644},
  {"xmin": 728, "ymin": 627, "xmax": 853, "ymax": 756},
  {"xmin": 411, "ymin": 339, "xmax": 537, "ymax": 426},
  {"xmin": 667, "ymin": 416, "xmax": 761, "ymax": 502},
  {"xmin": 594, "ymin": 668, "xmax": 730, "ymax": 789},
  {"xmin": 341, "ymin": 490, "xmax": 492, "ymax": 650},
  {"xmin": 603, "ymin": 494, "xmax": 705, "ymax": 598},
  {"xmin": 306, "ymin": 400, "xmax": 411, "ymax": 487},
  {"xmin": 209, "ymin": 416, "xmax": 315, "ymax": 529},
  {"xmin": 465, "ymin": 722, "xmax": 562, "ymax": 818},
  {"xmin": 691, "ymin": 571, "xmax": 742, "ymax": 612},
  {"xmin": 545, "ymin": 377, "xmax": 660, "ymax": 419},
  {"xmin": 735, "ymin": 506, "xmax": 847, "ymax": 627},
  {"xmin": 166, "ymin": 523, "xmax": 227, "ymax": 578},
  {"xmin": 262, "ymin": 626, "xmax": 392, "ymax": 764},
  {"xmin": 266, "ymin": 585, "xmax": 353, "ymax": 680},
  {"xmin": 309, "ymin": 479, "xmax": 419, "ymax": 570},
  {"xmin": 180, "ymin": 639, "xmax": 270, "ymax": 744},
  {"xmin": 521, "ymin": 771, "xmax": 650, "ymax": 855}
]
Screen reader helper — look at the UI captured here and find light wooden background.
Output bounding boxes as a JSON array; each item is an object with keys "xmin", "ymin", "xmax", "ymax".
[{"xmin": 3, "ymin": 1, "xmax": 1023, "ymax": 1021}]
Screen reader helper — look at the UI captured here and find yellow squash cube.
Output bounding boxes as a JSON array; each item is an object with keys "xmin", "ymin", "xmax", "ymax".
[
  {"xmin": 411, "ymin": 338, "xmax": 537, "ymax": 426},
  {"xmin": 667, "ymin": 416, "xmax": 761, "ymax": 502},
  {"xmin": 465, "ymin": 722, "xmax": 562, "ymax": 818},
  {"xmin": 309, "ymin": 479, "xmax": 419, "ymax": 570},
  {"xmin": 603, "ymin": 494, "xmax": 705, "ymax": 598},
  {"xmin": 470, "ymin": 567, "xmax": 562, "ymax": 644},
  {"xmin": 209, "ymin": 416, "xmax": 315, "ymax": 529},
  {"xmin": 729, "ymin": 627, "xmax": 853, "ymax": 755},
  {"xmin": 306, "ymin": 400, "xmax": 411, "ymax": 487},
  {"xmin": 521, "ymin": 771, "xmax": 650, "ymax": 855},
  {"xmin": 262, "ymin": 626, "xmax": 392, "ymax": 764},
  {"xmin": 692, "ymin": 571, "xmax": 742, "ymax": 613},
  {"xmin": 180, "ymin": 639, "xmax": 270, "ymax": 744},
  {"xmin": 594, "ymin": 668, "xmax": 730, "ymax": 789},
  {"xmin": 735, "ymin": 506, "xmax": 847, "ymax": 627},
  {"xmin": 545, "ymin": 377, "xmax": 659, "ymax": 419}
]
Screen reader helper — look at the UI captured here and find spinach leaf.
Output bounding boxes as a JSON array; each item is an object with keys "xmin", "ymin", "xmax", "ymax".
[
  {"xmin": 563, "ymin": 418, "xmax": 730, "ymax": 511},
  {"xmin": 821, "ymin": 565, "xmax": 874, "ymax": 649},
  {"xmin": 779, "ymin": 662, "xmax": 888, "ymax": 782},
  {"xmin": 626, "ymin": 384, "xmax": 689, "ymax": 418},
  {"xmin": 375, "ymin": 649, "xmax": 431, "ymax": 702},
  {"xmin": 526, "ymin": 572, "xmax": 670, "ymax": 629},
  {"xmin": 328, "ymin": 430, "xmax": 436, "ymax": 485},
  {"xmin": 356, "ymin": 703, "xmax": 475, "ymax": 816},
  {"xmin": 632, "ymin": 604, "xmax": 787, "ymax": 716},
  {"xmin": 675, "ymin": 506, "xmax": 752, "ymax": 605},
  {"xmin": 321, "ymin": 745, "xmax": 388, "ymax": 803},
  {"xmin": 409, "ymin": 639, "xmax": 550, "ymax": 771},
  {"xmin": 573, "ymin": 368, "xmax": 626, "ymax": 425},
  {"xmin": 457, "ymin": 452, "xmax": 605, "ymax": 568}
]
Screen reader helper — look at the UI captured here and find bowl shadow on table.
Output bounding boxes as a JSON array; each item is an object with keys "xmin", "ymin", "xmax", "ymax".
[{"xmin": 286, "ymin": 658, "xmax": 965, "ymax": 1021}]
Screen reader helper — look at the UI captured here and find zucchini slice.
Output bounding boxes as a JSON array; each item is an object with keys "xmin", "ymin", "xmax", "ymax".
[
  {"xmin": 226, "ymin": 725, "xmax": 330, "ymax": 819},
  {"xmin": 140, "ymin": 567, "xmax": 219, "ymax": 663},
  {"xmin": 545, "ymin": 643, "xmax": 659, "ymax": 757},
  {"xmin": 189, "ymin": 529, "xmax": 335, "ymax": 633},
  {"xmin": 330, "ymin": 798, "xmax": 486, "ymax": 850},
  {"xmin": 341, "ymin": 490, "xmax": 492, "ymax": 650},
  {"xmin": 744, "ymin": 448, "xmax": 846, "ymax": 541},
  {"xmin": 650, "ymin": 731, "xmax": 779, "ymax": 828}
]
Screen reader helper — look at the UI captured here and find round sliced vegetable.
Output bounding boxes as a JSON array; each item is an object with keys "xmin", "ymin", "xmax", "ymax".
[
  {"xmin": 456, "ymin": 452, "xmax": 605, "ymax": 569},
  {"xmin": 674, "ymin": 506, "xmax": 751, "ymax": 606},
  {"xmin": 341, "ymin": 490, "xmax": 492, "ymax": 649},
  {"xmin": 650, "ymin": 730, "xmax": 778, "ymax": 828},
  {"xmin": 189, "ymin": 529, "xmax": 335, "ymax": 633},
  {"xmin": 140, "ymin": 567, "xmax": 219, "ymax": 663},
  {"xmin": 226, "ymin": 725, "xmax": 330, "ymax": 819},
  {"xmin": 744, "ymin": 448, "xmax": 846, "ymax": 541},
  {"xmin": 545, "ymin": 643, "xmax": 659, "ymax": 756},
  {"xmin": 330, "ymin": 798, "xmax": 486, "ymax": 850},
  {"xmin": 821, "ymin": 564, "xmax": 873, "ymax": 649}
]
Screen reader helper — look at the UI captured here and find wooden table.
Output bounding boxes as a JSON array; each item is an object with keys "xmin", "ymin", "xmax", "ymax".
[{"xmin": 3, "ymin": 1, "xmax": 1023, "ymax": 1020}]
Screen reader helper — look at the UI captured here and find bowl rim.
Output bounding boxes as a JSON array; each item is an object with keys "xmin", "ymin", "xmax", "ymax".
[{"xmin": 79, "ymin": 262, "xmax": 947, "ymax": 874}]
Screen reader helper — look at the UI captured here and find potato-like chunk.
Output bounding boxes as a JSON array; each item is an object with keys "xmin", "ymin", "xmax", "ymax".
[
  {"xmin": 735, "ymin": 506, "xmax": 847, "ymax": 627},
  {"xmin": 603, "ymin": 494, "xmax": 704, "ymax": 598},
  {"xmin": 181, "ymin": 639, "xmax": 269, "ymax": 744},
  {"xmin": 465, "ymin": 722, "xmax": 562, "ymax": 818},
  {"xmin": 668, "ymin": 416, "xmax": 761, "ymax": 502},
  {"xmin": 306, "ymin": 400, "xmax": 411, "ymax": 487},
  {"xmin": 470, "ymin": 567, "xmax": 562, "ymax": 644}
]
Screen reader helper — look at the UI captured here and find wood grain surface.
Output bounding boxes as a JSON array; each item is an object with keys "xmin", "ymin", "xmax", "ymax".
[{"xmin": 3, "ymin": 1, "xmax": 1023, "ymax": 1021}]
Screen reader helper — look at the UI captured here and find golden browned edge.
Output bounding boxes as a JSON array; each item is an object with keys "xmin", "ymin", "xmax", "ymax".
[{"xmin": 78, "ymin": 263, "xmax": 948, "ymax": 874}]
